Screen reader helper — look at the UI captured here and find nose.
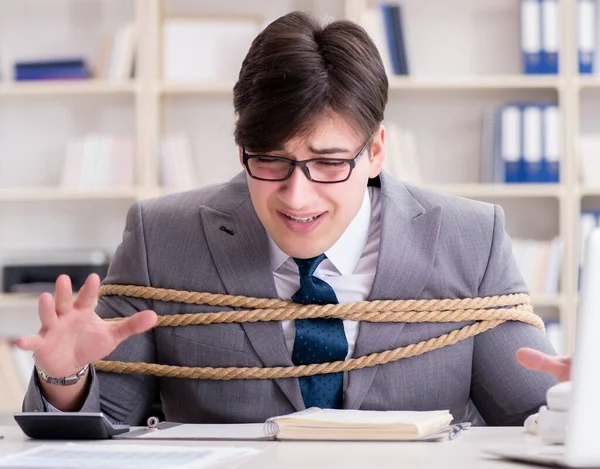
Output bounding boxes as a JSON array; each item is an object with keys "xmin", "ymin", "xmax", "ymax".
[{"xmin": 278, "ymin": 164, "xmax": 319, "ymax": 209}]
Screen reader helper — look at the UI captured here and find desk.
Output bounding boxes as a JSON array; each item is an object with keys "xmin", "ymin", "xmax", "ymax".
[{"xmin": 0, "ymin": 425, "xmax": 547, "ymax": 468}]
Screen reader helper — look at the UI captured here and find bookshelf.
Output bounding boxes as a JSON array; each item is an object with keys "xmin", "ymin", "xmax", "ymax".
[
  {"xmin": 387, "ymin": 75, "xmax": 563, "ymax": 90},
  {"xmin": 0, "ymin": 0, "xmax": 593, "ymax": 419},
  {"xmin": 0, "ymin": 81, "xmax": 137, "ymax": 97},
  {"xmin": 0, "ymin": 187, "xmax": 141, "ymax": 202}
]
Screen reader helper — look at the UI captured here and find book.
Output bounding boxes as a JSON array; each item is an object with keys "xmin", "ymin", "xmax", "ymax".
[
  {"xmin": 483, "ymin": 102, "xmax": 560, "ymax": 184},
  {"xmin": 13, "ymin": 58, "xmax": 92, "ymax": 81},
  {"xmin": 116, "ymin": 408, "xmax": 457, "ymax": 442},
  {"xmin": 521, "ymin": 0, "xmax": 543, "ymax": 74},
  {"xmin": 267, "ymin": 408, "xmax": 454, "ymax": 441}
]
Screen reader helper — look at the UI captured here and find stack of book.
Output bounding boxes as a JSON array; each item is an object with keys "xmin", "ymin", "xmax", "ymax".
[
  {"xmin": 521, "ymin": 0, "xmax": 596, "ymax": 75},
  {"xmin": 520, "ymin": 0, "xmax": 560, "ymax": 74},
  {"xmin": 59, "ymin": 134, "xmax": 136, "ymax": 189},
  {"xmin": 11, "ymin": 21, "xmax": 137, "ymax": 82},
  {"xmin": 481, "ymin": 103, "xmax": 560, "ymax": 184},
  {"xmin": 511, "ymin": 237, "xmax": 563, "ymax": 295},
  {"xmin": 13, "ymin": 58, "xmax": 91, "ymax": 81},
  {"xmin": 96, "ymin": 22, "xmax": 137, "ymax": 81}
]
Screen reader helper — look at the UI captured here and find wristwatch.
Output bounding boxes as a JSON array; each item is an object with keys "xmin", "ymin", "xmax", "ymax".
[{"xmin": 35, "ymin": 363, "xmax": 90, "ymax": 386}]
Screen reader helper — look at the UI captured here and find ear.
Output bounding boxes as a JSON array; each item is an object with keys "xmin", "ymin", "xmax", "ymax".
[
  {"xmin": 238, "ymin": 147, "xmax": 244, "ymax": 167},
  {"xmin": 368, "ymin": 124, "xmax": 386, "ymax": 179}
]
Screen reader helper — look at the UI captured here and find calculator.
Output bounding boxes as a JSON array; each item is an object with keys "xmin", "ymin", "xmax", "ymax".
[{"xmin": 14, "ymin": 412, "xmax": 130, "ymax": 440}]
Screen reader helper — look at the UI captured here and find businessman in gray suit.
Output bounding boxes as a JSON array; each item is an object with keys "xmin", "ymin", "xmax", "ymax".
[{"xmin": 19, "ymin": 12, "xmax": 567, "ymax": 426}]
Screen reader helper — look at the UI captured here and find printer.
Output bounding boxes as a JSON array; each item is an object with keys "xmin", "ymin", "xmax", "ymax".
[{"xmin": 1, "ymin": 249, "xmax": 110, "ymax": 294}]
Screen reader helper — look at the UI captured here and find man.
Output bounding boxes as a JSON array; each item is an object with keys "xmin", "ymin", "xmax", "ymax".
[{"xmin": 18, "ymin": 11, "xmax": 567, "ymax": 426}]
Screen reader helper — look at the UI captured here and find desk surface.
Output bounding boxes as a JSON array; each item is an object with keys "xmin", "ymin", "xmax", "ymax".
[{"xmin": 0, "ymin": 425, "xmax": 549, "ymax": 468}]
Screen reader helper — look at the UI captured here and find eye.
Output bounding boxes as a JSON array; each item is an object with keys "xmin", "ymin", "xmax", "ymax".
[
  {"xmin": 315, "ymin": 160, "xmax": 347, "ymax": 168},
  {"xmin": 256, "ymin": 157, "xmax": 286, "ymax": 165}
]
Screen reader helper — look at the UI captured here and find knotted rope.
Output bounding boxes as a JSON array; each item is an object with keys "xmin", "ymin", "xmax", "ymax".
[{"xmin": 94, "ymin": 284, "xmax": 543, "ymax": 380}]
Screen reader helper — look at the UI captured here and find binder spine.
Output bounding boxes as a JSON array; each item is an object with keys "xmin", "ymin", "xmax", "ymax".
[
  {"xmin": 543, "ymin": 104, "xmax": 560, "ymax": 183},
  {"xmin": 541, "ymin": 0, "xmax": 560, "ymax": 74},
  {"xmin": 381, "ymin": 5, "xmax": 401, "ymax": 75},
  {"xmin": 523, "ymin": 105, "xmax": 544, "ymax": 183},
  {"xmin": 521, "ymin": 0, "xmax": 543, "ymax": 74},
  {"xmin": 501, "ymin": 105, "xmax": 522, "ymax": 183},
  {"xmin": 578, "ymin": 0, "xmax": 596, "ymax": 74}
]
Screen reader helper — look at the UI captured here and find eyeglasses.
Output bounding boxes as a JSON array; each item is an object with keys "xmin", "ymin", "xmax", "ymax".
[{"xmin": 242, "ymin": 138, "xmax": 371, "ymax": 184}]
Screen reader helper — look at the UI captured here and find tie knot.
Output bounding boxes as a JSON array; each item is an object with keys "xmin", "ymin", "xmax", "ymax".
[{"xmin": 293, "ymin": 254, "xmax": 327, "ymax": 277}]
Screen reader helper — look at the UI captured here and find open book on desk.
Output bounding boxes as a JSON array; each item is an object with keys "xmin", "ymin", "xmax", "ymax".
[{"xmin": 115, "ymin": 408, "xmax": 466, "ymax": 442}]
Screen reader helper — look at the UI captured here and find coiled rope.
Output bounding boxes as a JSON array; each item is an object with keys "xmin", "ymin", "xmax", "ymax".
[{"xmin": 94, "ymin": 284, "xmax": 542, "ymax": 380}]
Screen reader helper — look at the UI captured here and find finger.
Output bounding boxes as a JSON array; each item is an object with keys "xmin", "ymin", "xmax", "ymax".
[
  {"xmin": 54, "ymin": 275, "xmax": 73, "ymax": 317},
  {"xmin": 516, "ymin": 348, "xmax": 570, "ymax": 378},
  {"xmin": 38, "ymin": 292, "xmax": 57, "ymax": 332},
  {"xmin": 73, "ymin": 273, "xmax": 100, "ymax": 311},
  {"xmin": 15, "ymin": 334, "xmax": 43, "ymax": 352},
  {"xmin": 109, "ymin": 310, "xmax": 158, "ymax": 343}
]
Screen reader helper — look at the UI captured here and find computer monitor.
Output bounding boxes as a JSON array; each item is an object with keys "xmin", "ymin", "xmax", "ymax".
[
  {"xmin": 486, "ymin": 227, "xmax": 600, "ymax": 467},
  {"xmin": 563, "ymin": 227, "xmax": 600, "ymax": 466}
]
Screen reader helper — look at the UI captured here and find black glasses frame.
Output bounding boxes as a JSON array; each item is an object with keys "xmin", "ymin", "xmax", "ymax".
[{"xmin": 242, "ymin": 138, "xmax": 371, "ymax": 184}]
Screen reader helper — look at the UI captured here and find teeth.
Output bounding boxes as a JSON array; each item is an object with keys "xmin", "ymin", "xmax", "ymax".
[{"xmin": 285, "ymin": 214, "xmax": 318, "ymax": 223}]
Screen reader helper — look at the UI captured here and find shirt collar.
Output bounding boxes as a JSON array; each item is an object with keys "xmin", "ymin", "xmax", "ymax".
[{"xmin": 268, "ymin": 188, "xmax": 372, "ymax": 275}]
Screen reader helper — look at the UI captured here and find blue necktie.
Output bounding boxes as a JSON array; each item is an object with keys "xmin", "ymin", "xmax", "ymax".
[{"xmin": 291, "ymin": 254, "xmax": 348, "ymax": 409}]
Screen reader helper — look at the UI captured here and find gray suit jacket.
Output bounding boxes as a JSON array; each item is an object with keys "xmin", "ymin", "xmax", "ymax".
[{"xmin": 24, "ymin": 171, "xmax": 557, "ymax": 426}]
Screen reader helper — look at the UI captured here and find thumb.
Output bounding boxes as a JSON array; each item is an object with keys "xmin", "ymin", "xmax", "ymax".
[
  {"xmin": 109, "ymin": 310, "xmax": 158, "ymax": 344},
  {"xmin": 515, "ymin": 347, "xmax": 571, "ymax": 381}
]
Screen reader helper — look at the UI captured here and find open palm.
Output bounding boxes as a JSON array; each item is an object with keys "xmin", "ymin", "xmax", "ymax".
[{"xmin": 17, "ymin": 274, "xmax": 157, "ymax": 378}]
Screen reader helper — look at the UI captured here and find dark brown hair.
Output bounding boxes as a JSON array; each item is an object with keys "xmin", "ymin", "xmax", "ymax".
[{"xmin": 233, "ymin": 11, "xmax": 388, "ymax": 152}]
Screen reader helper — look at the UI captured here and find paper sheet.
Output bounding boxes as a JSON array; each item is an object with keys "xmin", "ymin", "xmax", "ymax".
[
  {"xmin": 0, "ymin": 443, "xmax": 261, "ymax": 468},
  {"xmin": 118, "ymin": 423, "xmax": 273, "ymax": 440}
]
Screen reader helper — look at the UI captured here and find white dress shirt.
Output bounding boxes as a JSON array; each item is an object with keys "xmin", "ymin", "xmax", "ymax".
[{"xmin": 268, "ymin": 186, "xmax": 382, "ymax": 389}]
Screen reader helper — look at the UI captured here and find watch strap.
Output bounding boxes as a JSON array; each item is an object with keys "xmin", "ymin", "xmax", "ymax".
[{"xmin": 35, "ymin": 363, "xmax": 90, "ymax": 386}]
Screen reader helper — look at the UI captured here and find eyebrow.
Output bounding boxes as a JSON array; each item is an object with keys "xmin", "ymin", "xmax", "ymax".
[
  {"xmin": 262, "ymin": 144, "xmax": 351, "ymax": 156},
  {"xmin": 307, "ymin": 145, "xmax": 350, "ymax": 155}
]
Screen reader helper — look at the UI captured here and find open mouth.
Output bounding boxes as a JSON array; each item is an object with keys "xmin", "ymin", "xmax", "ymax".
[
  {"xmin": 282, "ymin": 213, "xmax": 324, "ymax": 223},
  {"xmin": 277, "ymin": 211, "xmax": 327, "ymax": 232}
]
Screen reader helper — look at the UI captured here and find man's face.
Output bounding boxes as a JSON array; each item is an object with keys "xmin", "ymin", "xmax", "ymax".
[{"xmin": 242, "ymin": 113, "xmax": 385, "ymax": 259}]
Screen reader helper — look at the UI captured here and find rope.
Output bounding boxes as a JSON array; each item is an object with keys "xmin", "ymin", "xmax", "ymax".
[{"xmin": 94, "ymin": 285, "xmax": 542, "ymax": 380}]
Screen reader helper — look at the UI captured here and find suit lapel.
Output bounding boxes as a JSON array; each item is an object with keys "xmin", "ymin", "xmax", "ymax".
[
  {"xmin": 200, "ymin": 177, "xmax": 304, "ymax": 411},
  {"xmin": 344, "ymin": 174, "xmax": 443, "ymax": 409}
]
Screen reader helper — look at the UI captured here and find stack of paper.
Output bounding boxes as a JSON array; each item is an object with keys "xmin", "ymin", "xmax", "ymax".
[{"xmin": 0, "ymin": 443, "xmax": 260, "ymax": 469}]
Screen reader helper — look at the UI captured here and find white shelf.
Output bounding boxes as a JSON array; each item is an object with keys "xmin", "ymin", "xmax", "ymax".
[
  {"xmin": 579, "ymin": 187, "xmax": 600, "ymax": 197},
  {"xmin": 0, "ymin": 294, "xmax": 38, "ymax": 309},
  {"xmin": 0, "ymin": 80, "xmax": 137, "ymax": 97},
  {"xmin": 575, "ymin": 76, "xmax": 600, "ymax": 89},
  {"xmin": 159, "ymin": 82, "xmax": 235, "ymax": 95},
  {"xmin": 388, "ymin": 75, "xmax": 562, "ymax": 91},
  {"xmin": 426, "ymin": 184, "xmax": 564, "ymax": 198},
  {"xmin": 531, "ymin": 294, "xmax": 564, "ymax": 309},
  {"xmin": 0, "ymin": 187, "xmax": 142, "ymax": 202},
  {"xmin": 157, "ymin": 76, "xmax": 561, "ymax": 95}
]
